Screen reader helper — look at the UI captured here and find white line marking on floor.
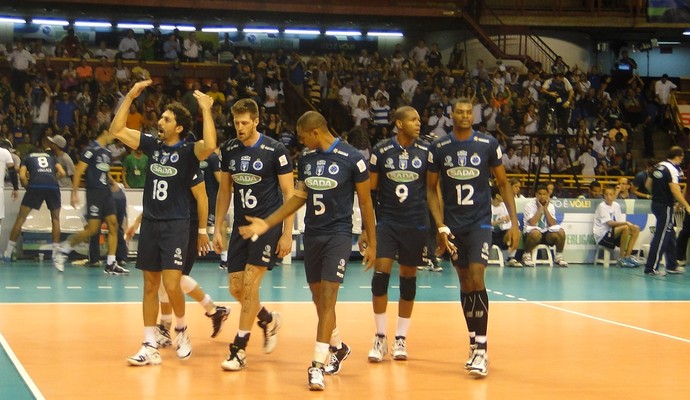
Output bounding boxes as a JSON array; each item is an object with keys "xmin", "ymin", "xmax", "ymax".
[
  {"xmin": 0, "ymin": 332, "xmax": 45, "ymax": 400},
  {"xmin": 359, "ymin": 286, "xmax": 371, "ymax": 289},
  {"xmin": 273, "ymin": 286, "xmax": 286, "ymax": 289},
  {"xmin": 5, "ymin": 286, "xmax": 20, "ymax": 289},
  {"xmin": 493, "ymin": 291, "xmax": 503, "ymax": 295},
  {"xmin": 66, "ymin": 286, "xmax": 82, "ymax": 289},
  {"xmin": 302, "ymin": 286, "xmax": 310, "ymax": 289},
  {"xmin": 98, "ymin": 286, "xmax": 112, "ymax": 289},
  {"xmin": 505, "ymin": 294, "xmax": 515, "ymax": 298},
  {"xmin": 391, "ymin": 285, "xmax": 399, "ymax": 289},
  {"xmin": 219, "ymin": 286, "xmax": 229, "ymax": 289},
  {"xmin": 36, "ymin": 286, "xmax": 51, "ymax": 290},
  {"xmin": 124, "ymin": 286, "xmax": 139, "ymax": 289},
  {"xmin": 418, "ymin": 285, "xmax": 432, "ymax": 289},
  {"xmin": 444, "ymin": 285, "xmax": 458, "ymax": 289},
  {"xmin": 533, "ymin": 301, "xmax": 690, "ymax": 344}
]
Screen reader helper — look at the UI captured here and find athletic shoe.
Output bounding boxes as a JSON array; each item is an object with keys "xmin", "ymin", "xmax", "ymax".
[
  {"xmin": 53, "ymin": 252, "xmax": 66, "ymax": 272},
  {"xmin": 174, "ymin": 327, "xmax": 192, "ymax": 360},
  {"xmin": 521, "ymin": 252, "xmax": 534, "ymax": 267},
  {"xmin": 308, "ymin": 365, "xmax": 325, "ymax": 391},
  {"xmin": 617, "ymin": 258, "xmax": 635, "ymax": 268},
  {"xmin": 678, "ymin": 260, "xmax": 687, "ymax": 267},
  {"xmin": 367, "ymin": 334, "xmax": 388, "ymax": 362},
  {"xmin": 258, "ymin": 311, "xmax": 282, "ymax": 353},
  {"xmin": 219, "ymin": 260, "xmax": 228, "ymax": 270},
  {"xmin": 324, "ymin": 342, "xmax": 351, "ymax": 375},
  {"xmin": 127, "ymin": 342, "xmax": 161, "ymax": 366},
  {"xmin": 644, "ymin": 269, "xmax": 667, "ymax": 276},
  {"xmin": 667, "ymin": 266, "xmax": 686, "ymax": 274},
  {"xmin": 467, "ymin": 350, "xmax": 489, "ymax": 378},
  {"xmin": 221, "ymin": 344, "xmax": 247, "ymax": 371},
  {"xmin": 207, "ymin": 306, "xmax": 230, "ymax": 338},
  {"xmin": 155, "ymin": 324, "xmax": 172, "ymax": 348},
  {"xmin": 429, "ymin": 262, "xmax": 443, "ymax": 272},
  {"xmin": 554, "ymin": 254, "xmax": 568, "ymax": 267},
  {"xmin": 629, "ymin": 256, "xmax": 643, "ymax": 267},
  {"xmin": 464, "ymin": 344, "xmax": 478, "ymax": 369},
  {"xmin": 506, "ymin": 257, "xmax": 523, "ymax": 267},
  {"xmin": 391, "ymin": 336, "xmax": 408, "ymax": 360},
  {"xmin": 104, "ymin": 262, "xmax": 130, "ymax": 275}
]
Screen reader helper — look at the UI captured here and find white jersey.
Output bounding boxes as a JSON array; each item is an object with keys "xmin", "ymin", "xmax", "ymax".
[
  {"xmin": 593, "ymin": 200, "xmax": 624, "ymax": 243},
  {"xmin": 491, "ymin": 202, "xmax": 512, "ymax": 231},
  {"xmin": 0, "ymin": 148, "xmax": 15, "ymax": 218}
]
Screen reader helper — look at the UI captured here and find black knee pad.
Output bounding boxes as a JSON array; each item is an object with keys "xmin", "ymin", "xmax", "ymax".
[
  {"xmin": 371, "ymin": 271, "xmax": 390, "ymax": 297},
  {"xmin": 399, "ymin": 276, "xmax": 417, "ymax": 301}
]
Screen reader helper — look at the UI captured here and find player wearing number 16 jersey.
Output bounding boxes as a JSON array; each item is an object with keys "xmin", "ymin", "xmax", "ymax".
[
  {"xmin": 367, "ymin": 106, "xmax": 429, "ymax": 362},
  {"xmin": 427, "ymin": 98, "xmax": 520, "ymax": 378},
  {"xmin": 213, "ymin": 99, "xmax": 294, "ymax": 372}
]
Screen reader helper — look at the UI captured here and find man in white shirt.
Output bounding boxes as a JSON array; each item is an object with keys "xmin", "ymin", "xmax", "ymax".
[
  {"xmin": 7, "ymin": 40, "xmax": 36, "ymax": 92},
  {"xmin": 400, "ymin": 70, "xmax": 418, "ymax": 104},
  {"xmin": 655, "ymin": 74, "xmax": 677, "ymax": 105},
  {"xmin": 348, "ymin": 85, "xmax": 367, "ymax": 116},
  {"xmin": 408, "ymin": 40, "xmax": 429, "ymax": 65},
  {"xmin": 118, "ymin": 29, "xmax": 140, "ymax": 60},
  {"xmin": 338, "ymin": 81, "xmax": 353, "ymax": 108},
  {"xmin": 522, "ymin": 184, "xmax": 568, "ymax": 267},
  {"xmin": 593, "ymin": 185, "xmax": 641, "ymax": 268},
  {"xmin": 427, "ymin": 107, "xmax": 452, "ymax": 137},
  {"xmin": 501, "ymin": 146, "xmax": 520, "ymax": 173},
  {"xmin": 183, "ymin": 32, "xmax": 202, "ymax": 62}
]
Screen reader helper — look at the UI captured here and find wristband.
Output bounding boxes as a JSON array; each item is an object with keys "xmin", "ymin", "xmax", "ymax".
[
  {"xmin": 198, "ymin": 228, "xmax": 207, "ymax": 234},
  {"xmin": 438, "ymin": 226, "xmax": 451, "ymax": 235}
]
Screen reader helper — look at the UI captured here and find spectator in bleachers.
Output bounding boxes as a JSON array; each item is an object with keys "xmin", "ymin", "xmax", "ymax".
[
  {"xmin": 522, "ymin": 183, "xmax": 569, "ymax": 267},
  {"xmin": 114, "ymin": 57, "xmax": 131, "ymax": 87},
  {"xmin": 585, "ymin": 180, "xmax": 603, "ymax": 199},
  {"xmin": 94, "ymin": 56, "xmax": 114, "ymax": 91},
  {"xmin": 616, "ymin": 177, "xmax": 636, "ymax": 199},
  {"xmin": 60, "ymin": 27, "xmax": 81, "ymax": 58},
  {"xmin": 162, "ymin": 34, "xmax": 180, "ymax": 61},
  {"xmin": 576, "ymin": 143, "xmax": 598, "ymax": 178},
  {"xmin": 7, "ymin": 40, "xmax": 36, "ymax": 93},
  {"xmin": 593, "ymin": 185, "xmax": 641, "ymax": 267},
  {"xmin": 139, "ymin": 31, "xmax": 157, "ymax": 61},
  {"xmin": 427, "ymin": 106, "xmax": 452, "ymax": 137},
  {"xmin": 182, "ymin": 32, "xmax": 202, "ymax": 63},
  {"xmin": 408, "ymin": 39, "xmax": 429, "ymax": 65},
  {"xmin": 118, "ymin": 29, "xmax": 140, "ymax": 60},
  {"xmin": 53, "ymin": 91, "xmax": 79, "ymax": 137},
  {"xmin": 631, "ymin": 159, "xmax": 655, "ymax": 200},
  {"xmin": 94, "ymin": 40, "xmax": 116, "ymax": 60}
]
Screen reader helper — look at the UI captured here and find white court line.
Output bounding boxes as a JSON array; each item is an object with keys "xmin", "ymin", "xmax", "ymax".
[
  {"xmin": 532, "ymin": 301, "xmax": 690, "ymax": 344},
  {"xmin": 0, "ymin": 332, "xmax": 45, "ymax": 400},
  {"xmin": 5, "ymin": 286, "xmax": 20, "ymax": 289},
  {"xmin": 272, "ymin": 286, "xmax": 286, "ymax": 289},
  {"xmin": 66, "ymin": 286, "xmax": 82, "ymax": 289}
]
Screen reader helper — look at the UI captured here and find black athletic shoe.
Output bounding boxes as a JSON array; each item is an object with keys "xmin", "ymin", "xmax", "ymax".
[
  {"xmin": 324, "ymin": 342, "xmax": 351, "ymax": 375},
  {"xmin": 207, "ymin": 306, "xmax": 230, "ymax": 338}
]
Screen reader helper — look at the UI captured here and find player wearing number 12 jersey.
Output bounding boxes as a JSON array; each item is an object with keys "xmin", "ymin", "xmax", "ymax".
[
  {"xmin": 427, "ymin": 98, "xmax": 519, "ymax": 378},
  {"xmin": 367, "ymin": 106, "xmax": 429, "ymax": 362},
  {"xmin": 213, "ymin": 99, "xmax": 294, "ymax": 372}
]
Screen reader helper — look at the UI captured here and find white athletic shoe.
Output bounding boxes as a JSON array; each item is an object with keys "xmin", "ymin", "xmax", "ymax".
[
  {"xmin": 367, "ymin": 334, "xmax": 388, "ymax": 362},
  {"xmin": 391, "ymin": 336, "xmax": 408, "ymax": 360},
  {"xmin": 467, "ymin": 350, "xmax": 489, "ymax": 378},
  {"xmin": 127, "ymin": 342, "xmax": 161, "ymax": 366},
  {"xmin": 174, "ymin": 327, "xmax": 192, "ymax": 360},
  {"xmin": 221, "ymin": 344, "xmax": 247, "ymax": 371}
]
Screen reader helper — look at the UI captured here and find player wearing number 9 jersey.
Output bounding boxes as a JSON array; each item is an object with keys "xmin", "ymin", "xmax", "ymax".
[
  {"xmin": 214, "ymin": 99, "xmax": 294, "ymax": 372},
  {"xmin": 366, "ymin": 106, "xmax": 429, "ymax": 362},
  {"xmin": 427, "ymin": 98, "xmax": 520, "ymax": 379}
]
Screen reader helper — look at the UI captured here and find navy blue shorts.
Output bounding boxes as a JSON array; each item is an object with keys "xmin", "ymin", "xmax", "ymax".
[
  {"xmin": 136, "ymin": 219, "xmax": 190, "ymax": 272},
  {"xmin": 303, "ymin": 234, "xmax": 352, "ymax": 284},
  {"xmin": 449, "ymin": 229, "xmax": 491, "ymax": 268},
  {"xmin": 21, "ymin": 188, "xmax": 61, "ymax": 211},
  {"xmin": 85, "ymin": 189, "xmax": 116, "ymax": 220},
  {"xmin": 598, "ymin": 230, "xmax": 620, "ymax": 249},
  {"xmin": 376, "ymin": 223, "xmax": 427, "ymax": 266},
  {"xmin": 226, "ymin": 223, "xmax": 283, "ymax": 273}
]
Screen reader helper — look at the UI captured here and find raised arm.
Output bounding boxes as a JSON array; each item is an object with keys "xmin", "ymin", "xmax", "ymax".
[
  {"xmin": 193, "ymin": 91, "xmax": 217, "ymax": 161},
  {"xmin": 109, "ymin": 79, "xmax": 152, "ymax": 150}
]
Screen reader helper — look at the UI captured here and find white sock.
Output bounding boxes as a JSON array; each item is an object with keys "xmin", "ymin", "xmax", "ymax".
[
  {"xmin": 200, "ymin": 294, "xmax": 216, "ymax": 314},
  {"xmin": 220, "ymin": 251, "xmax": 228, "ymax": 262},
  {"xmin": 374, "ymin": 313, "xmax": 387, "ymax": 336},
  {"xmin": 160, "ymin": 314, "xmax": 173, "ymax": 329},
  {"xmin": 106, "ymin": 255, "xmax": 116, "ymax": 265},
  {"xmin": 144, "ymin": 326, "xmax": 157, "ymax": 346},
  {"xmin": 5, "ymin": 241, "xmax": 16, "ymax": 258},
  {"xmin": 396, "ymin": 317, "xmax": 411, "ymax": 338},
  {"xmin": 237, "ymin": 330, "xmax": 250, "ymax": 338},
  {"xmin": 60, "ymin": 241, "xmax": 72, "ymax": 253},
  {"xmin": 175, "ymin": 317, "xmax": 186, "ymax": 331},
  {"xmin": 313, "ymin": 342, "xmax": 330, "ymax": 365}
]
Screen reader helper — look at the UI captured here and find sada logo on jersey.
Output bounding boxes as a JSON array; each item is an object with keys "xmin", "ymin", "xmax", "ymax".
[
  {"xmin": 446, "ymin": 167, "xmax": 480, "ymax": 180},
  {"xmin": 232, "ymin": 173, "xmax": 262, "ymax": 185},
  {"xmin": 304, "ymin": 176, "xmax": 338, "ymax": 190},
  {"xmin": 150, "ymin": 163, "xmax": 177, "ymax": 177},
  {"xmin": 386, "ymin": 171, "xmax": 419, "ymax": 183}
]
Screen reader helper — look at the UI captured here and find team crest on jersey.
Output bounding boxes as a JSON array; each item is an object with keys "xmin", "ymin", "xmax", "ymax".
[
  {"xmin": 384, "ymin": 158, "xmax": 395, "ymax": 169},
  {"xmin": 170, "ymin": 152, "xmax": 179, "ymax": 163},
  {"xmin": 328, "ymin": 163, "xmax": 339, "ymax": 175},
  {"xmin": 229, "ymin": 160, "xmax": 236, "ymax": 170},
  {"xmin": 412, "ymin": 157, "xmax": 422, "ymax": 169},
  {"xmin": 240, "ymin": 156, "xmax": 251, "ymax": 172},
  {"xmin": 159, "ymin": 153, "xmax": 169, "ymax": 165},
  {"xmin": 253, "ymin": 160, "xmax": 263, "ymax": 171},
  {"xmin": 304, "ymin": 163, "xmax": 312, "ymax": 176},
  {"xmin": 470, "ymin": 153, "xmax": 481, "ymax": 166},
  {"xmin": 398, "ymin": 153, "xmax": 408, "ymax": 170},
  {"xmin": 444, "ymin": 155, "xmax": 453, "ymax": 167},
  {"xmin": 316, "ymin": 160, "xmax": 326, "ymax": 176},
  {"xmin": 457, "ymin": 150, "xmax": 467, "ymax": 167}
]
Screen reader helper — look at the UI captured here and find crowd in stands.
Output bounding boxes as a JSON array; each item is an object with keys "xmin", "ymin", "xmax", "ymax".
[{"xmin": 1, "ymin": 30, "xmax": 681, "ymax": 196}]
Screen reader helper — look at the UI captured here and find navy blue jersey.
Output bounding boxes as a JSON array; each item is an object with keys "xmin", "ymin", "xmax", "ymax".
[
  {"xmin": 298, "ymin": 139, "xmax": 369, "ymax": 236},
  {"xmin": 139, "ymin": 133, "xmax": 200, "ymax": 220},
  {"xmin": 81, "ymin": 141, "xmax": 111, "ymax": 190},
  {"xmin": 189, "ymin": 169, "xmax": 204, "ymax": 222},
  {"xmin": 428, "ymin": 132, "xmax": 503, "ymax": 233},
  {"xmin": 200, "ymin": 151, "xmax": 220, "ymax": 204},
  {"xmin": 370, "ymin": 137, "xmax": 429, "ymax": 229},
  {"xmin": 21, "ymin": 152, "xmax": 60, "ymax": 189},
  {"xmin": 220, "ymin": 134, "xmax": 293, "ymax": 225},
  {"xmin": 651, "ymin": 160, "xmax": 682, "ymax": 206}
]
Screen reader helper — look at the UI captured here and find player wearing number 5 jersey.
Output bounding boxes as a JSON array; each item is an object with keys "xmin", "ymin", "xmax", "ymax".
[
  {"xmin": 366, "ymin": 106, "xmax": 429, "ymax": 362},
  {"xmin": 110, "ymin": 80, "xmax": 218, "ymax": 367},
  {"xmin": 427, "ymin": 98, "xmax": 520, "ymax": 378},
  {"xmin": 213, "ymin": 99, "xmax": 294, "ymax": 372},
  {"xmin": 56, "ymin": 124, "xmax": 128, "ymax": 276}
]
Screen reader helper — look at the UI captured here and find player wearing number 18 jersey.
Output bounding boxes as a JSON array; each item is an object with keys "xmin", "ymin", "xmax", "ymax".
[
  {"xmin": 427, "ymin": 98, "xmax": 520, "ymax": 378},
  {"xmin": 214, "ymin": 99, "xmax": 294, "ymax": 372},
  {"xmin": 110, "ymin": 80, "xmax": 217, "ymax": 367},
  {"xmin": 367, "ymin": 106, "xmax": 428, "ymax": 362}
]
